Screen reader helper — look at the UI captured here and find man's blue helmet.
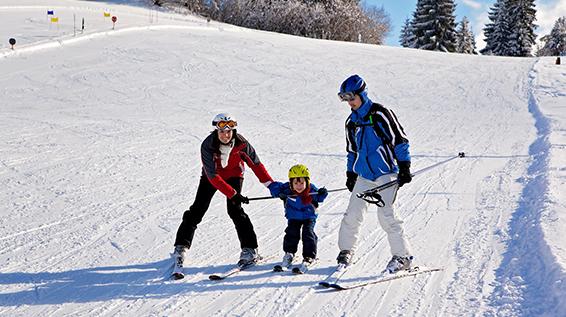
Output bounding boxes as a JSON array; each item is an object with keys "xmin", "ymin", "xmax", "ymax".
[{"xmin": 338, "ymin": 75, "xmax": 368, "ymax": 102}]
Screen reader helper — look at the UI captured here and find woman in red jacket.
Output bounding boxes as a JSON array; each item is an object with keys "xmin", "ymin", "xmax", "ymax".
[{"xmin": 172, "ymin": 113, "xmax": 273, "ymax": 279}]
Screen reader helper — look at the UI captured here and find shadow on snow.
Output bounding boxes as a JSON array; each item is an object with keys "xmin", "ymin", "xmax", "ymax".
[{"xmin": 0, "ymin": 259, "xmax": 333, "ymax": 306}]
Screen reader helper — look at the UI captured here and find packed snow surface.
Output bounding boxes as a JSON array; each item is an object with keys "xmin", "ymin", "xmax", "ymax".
[{"xmin": 1, "ymin": 1, "xmax": 565, "ymax": 316}]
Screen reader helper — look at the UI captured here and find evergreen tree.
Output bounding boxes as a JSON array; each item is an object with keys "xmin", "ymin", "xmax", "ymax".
[
  {"xmin": 506, "ymin": 0, "xmax": 537, "ymax": 56},
  {"xmin": 481, "ymin": 0, "xmax": 537, "ymax": 56},
  {"xmin": 412, "ymin": 0, "xmax": 458, "ymax": 52},
  {"xmin": 407, "ymin": 0, "xmax": 425, "ymax": 48},
  {"xmin": 399, "ymin": 18, "xmax": 412, "ymax": 47},
  {"xmin": 480, "ymin": 0, "xmax": 504, "ymax": 55},
  {"xmin": 491, "ymin": 0, "xmax": 513, "ymax": 56},
  {"xmin": 538, "ymin": 16, "xmax": 566, "ymax": 56},
  {"xmin": 456, "ymin": 17, "xmax": 477, "ymax": 54}
]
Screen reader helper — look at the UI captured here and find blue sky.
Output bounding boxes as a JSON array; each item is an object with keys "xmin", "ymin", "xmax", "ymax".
[{"xmin": 365, "ymin": 0, "xmax": 566, "ymax": 48}]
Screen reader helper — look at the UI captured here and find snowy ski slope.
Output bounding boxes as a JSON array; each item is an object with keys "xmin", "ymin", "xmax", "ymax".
[{"xmin": 1, "ymin": 1, "xmax": 565, "ymax": 316}]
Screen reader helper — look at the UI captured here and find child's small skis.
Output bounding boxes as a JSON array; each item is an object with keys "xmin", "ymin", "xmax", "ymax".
[
  {"xmin": 292, "ymin": 258, "xmax": 317, "ymax": 274},
  {"xmin": 273, "ymin": 253, "xmax": 293, "ymax": 272},
  {"xmin": 273, "ymin": 264, "xmax": 289, "ymax": 272}
]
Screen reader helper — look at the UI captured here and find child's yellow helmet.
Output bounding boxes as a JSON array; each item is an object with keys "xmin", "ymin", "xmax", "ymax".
[{"xmin": 288, "ymin": 164, "xmax": 310, "ymax": 179}]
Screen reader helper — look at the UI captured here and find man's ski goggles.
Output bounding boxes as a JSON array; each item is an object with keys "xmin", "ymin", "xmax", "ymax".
[
  {"xmin": 215, "ymin": 120, "xmax": 237, "ymax": 131},
  {"xmin": 338, "ymin": 92, "xmax": 357, "ymax": 102}
]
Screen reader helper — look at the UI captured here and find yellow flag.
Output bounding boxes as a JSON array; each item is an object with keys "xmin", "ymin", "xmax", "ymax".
[
  {"xmin": 51, "ymin": 17, "xmax": 59, "ymax": 23},
  {"xmin": 104, "ymin": 12, "xmax": 111, "ymax": 17}
]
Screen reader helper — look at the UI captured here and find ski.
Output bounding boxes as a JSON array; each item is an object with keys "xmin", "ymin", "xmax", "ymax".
[
  {"xmin": 273, "ymin": 254, "xmax": 294, "ymax": 273},
  {"xmin": 318, "ymin": 263, "xmax": 350, "ymax": 287},
  {"xmin": 273, "ymin": 264, "xmax": 288, "ymax": 272},
  {"xmin": 292, "ymin": 259, "xmax": 317, "ymax": 274},
  {"xmin": 209, "ymin": 262, "xmax": 254, "ymax": 280},
  {"xmin": 171, "ymin": 272, "xmax": 185, "ymax": 280},
  {"xmin": 328, "ymin": 267, "xmax": 442, "ymax": 290},
  {"xmin": 209, "ymin": 256, "xmax": 268, "ymax": 281}
]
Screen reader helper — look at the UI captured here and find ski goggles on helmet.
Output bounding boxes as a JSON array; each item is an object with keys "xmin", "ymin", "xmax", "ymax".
[
  {"xmin": 338, "ymin": 92, "xmax": 357, "ymax": 102},
  {"xmin": 215, "ymin": 120, "xmax": 237, "ymax": 131}
]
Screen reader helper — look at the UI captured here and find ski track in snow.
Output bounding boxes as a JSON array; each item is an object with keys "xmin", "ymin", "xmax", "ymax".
[
  {"xmin": 1, "ymin": 1, "xmax": 565, "ymax": 316},
  {"xmin": 486, "ymin": 59, "xmax": 566, "ymax": 316}
]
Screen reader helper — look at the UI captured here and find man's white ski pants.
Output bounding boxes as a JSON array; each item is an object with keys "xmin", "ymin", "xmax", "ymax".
[{"xmin": 338, "ymin": 173, "xmax": 412, "ymax": 257}]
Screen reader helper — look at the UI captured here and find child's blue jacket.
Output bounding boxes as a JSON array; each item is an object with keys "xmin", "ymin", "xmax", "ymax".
[{"xmin": 268, "ymin": 181, "xmax": 328, "ymax": 220}]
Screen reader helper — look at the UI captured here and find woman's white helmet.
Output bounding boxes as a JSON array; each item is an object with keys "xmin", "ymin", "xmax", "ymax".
[{"xmin": 212, "ymin": 113, "xmax": 238, "ymax": 131}]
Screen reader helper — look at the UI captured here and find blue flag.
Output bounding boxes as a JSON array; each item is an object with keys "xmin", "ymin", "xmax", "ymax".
[{"xmin": 47, "ymin": 10, "xmax": 54, "ymax": 15}]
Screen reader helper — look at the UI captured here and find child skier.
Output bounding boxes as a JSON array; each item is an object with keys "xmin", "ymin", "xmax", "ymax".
[{"xmin": 268, "ymin": 164, "xmax": 328, "ymax": 273}]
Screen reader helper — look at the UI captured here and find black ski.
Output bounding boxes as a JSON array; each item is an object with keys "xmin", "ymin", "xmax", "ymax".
[
  {"xmin": 171, "ymin": 272, "xmax": 185, "ymax": 280},
  {"xmin": 318, "ymin": 263, "xmax": 349, "ymax": 287},
  {"xmin": 209, "ymin": 256, "xmax": 267, "ymax": 281},
  {"xmin": 292, "ymin": 259, "xmax": 317, "ymax": 274},
  {"xmin": 273, "ymin": 264, "xmax": 288, "ymax": 272}
]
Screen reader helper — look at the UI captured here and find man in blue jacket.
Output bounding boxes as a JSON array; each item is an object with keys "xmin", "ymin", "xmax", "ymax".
[{"xmin": 336, "ymin": 74, "xmax": 413, "ymax": 273}]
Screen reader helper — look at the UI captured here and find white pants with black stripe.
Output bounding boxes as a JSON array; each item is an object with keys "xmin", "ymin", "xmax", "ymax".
[{"xmin": 338, "ymin": 173, "xmax": 412, "ymax": 257}]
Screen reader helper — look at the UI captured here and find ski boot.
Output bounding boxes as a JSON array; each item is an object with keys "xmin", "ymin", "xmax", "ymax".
[
  {"xmin": 238, "ymin": 247, "xmax": 260, "ymax": 267},
  {"xmin": 336, "ymin": 250, "xmax": 353, "ymax": 266},
  {"xmin": 171, "ymin": 245, "xmax": 188, "ymax": 279},
  {"xmin": 386, "ymin": 255, "xmax": 413, "ymax": 274}
]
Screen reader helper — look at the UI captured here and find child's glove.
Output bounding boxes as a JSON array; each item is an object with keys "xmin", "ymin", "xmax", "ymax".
[
  {"xmin": 317, "ymin": 187, "xmax": 328, "ymax": 196},
  {"xmin": 278, "ymin": 193, "xmax": 287, "ymax": 201}
]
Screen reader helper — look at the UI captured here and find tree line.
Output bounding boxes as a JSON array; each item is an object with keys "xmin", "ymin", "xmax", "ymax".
[
  {"xmin": 480, "ymin": 1, "xmax": 564, "ymax": 56},
  {"xmin": 154, "ymin": 0, "xmax": 565, "ymax": 57},
  {"xmin": 400, "ymin": 0, "xmax": 565, "ymax": 57},
  {"xmin": 153, "ymin": 0, "xmax": 391, "ymax": 45},
  {"xmin": 399, "ymin": 0, "xmax": 476, "ymax": 54}
]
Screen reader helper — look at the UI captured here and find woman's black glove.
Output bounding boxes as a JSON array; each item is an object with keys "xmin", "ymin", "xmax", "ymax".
[
  {"xmin": 346, "ymin": 171, "xmax": 358, "ymax": 192},
  {"xmin": 397, "ymin": 161, "xmax": 412, "ymax": 187},
  {"xmin": 317, "ymin": 187, "xmax": 328, "ymax": 196},
  {"xmin": 231, "ymin": 193, "xmax": 249, "ymax": 204}
]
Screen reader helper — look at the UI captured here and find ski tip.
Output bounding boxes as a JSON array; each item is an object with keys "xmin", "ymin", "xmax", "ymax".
[
  {"xmin": 171, "ymin": 273, "xmax": 185, "ymax": 280},
  {"xmin": 329, "ymin": 284, "xmax": 346, "ymax": 290},
  {"xmin": 209, "ymin": 275, "xmax": 223, "ymax": 281},
  {"xmin": 319, "ymin": 281, "xmax": 331, "ymax": 288}
]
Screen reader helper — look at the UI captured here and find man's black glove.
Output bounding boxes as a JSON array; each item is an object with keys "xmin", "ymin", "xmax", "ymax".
[
  {"xmin": 231, "ymin": 193, "xmax": 249, "ymax": 204},
  {"xmin": 397, "ymin": 161, "xmax": 412, "ymax": 187},
  {"xmin": 346, "ymin": 171, "xmax": 358, "ymax": 192},
  {"xmin": 278, "ymin": 193, "xmax": 287, "ymax": 201},
  {"xmin": 317, "ymin": 187, "xmax": 328, "ymax": 196}
]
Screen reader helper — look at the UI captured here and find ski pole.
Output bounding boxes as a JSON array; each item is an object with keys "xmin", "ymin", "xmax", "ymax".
[
  {"xmin": 247, "ymin": 195, "xmax": 275, "ymax": 202},
  {"xmin": 357, "ymin": 152, "xmax": 466, "ymax": 205},
  {"xmin": 247, "ymin": 187, "xmax": 348, "ymax": 202}
]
